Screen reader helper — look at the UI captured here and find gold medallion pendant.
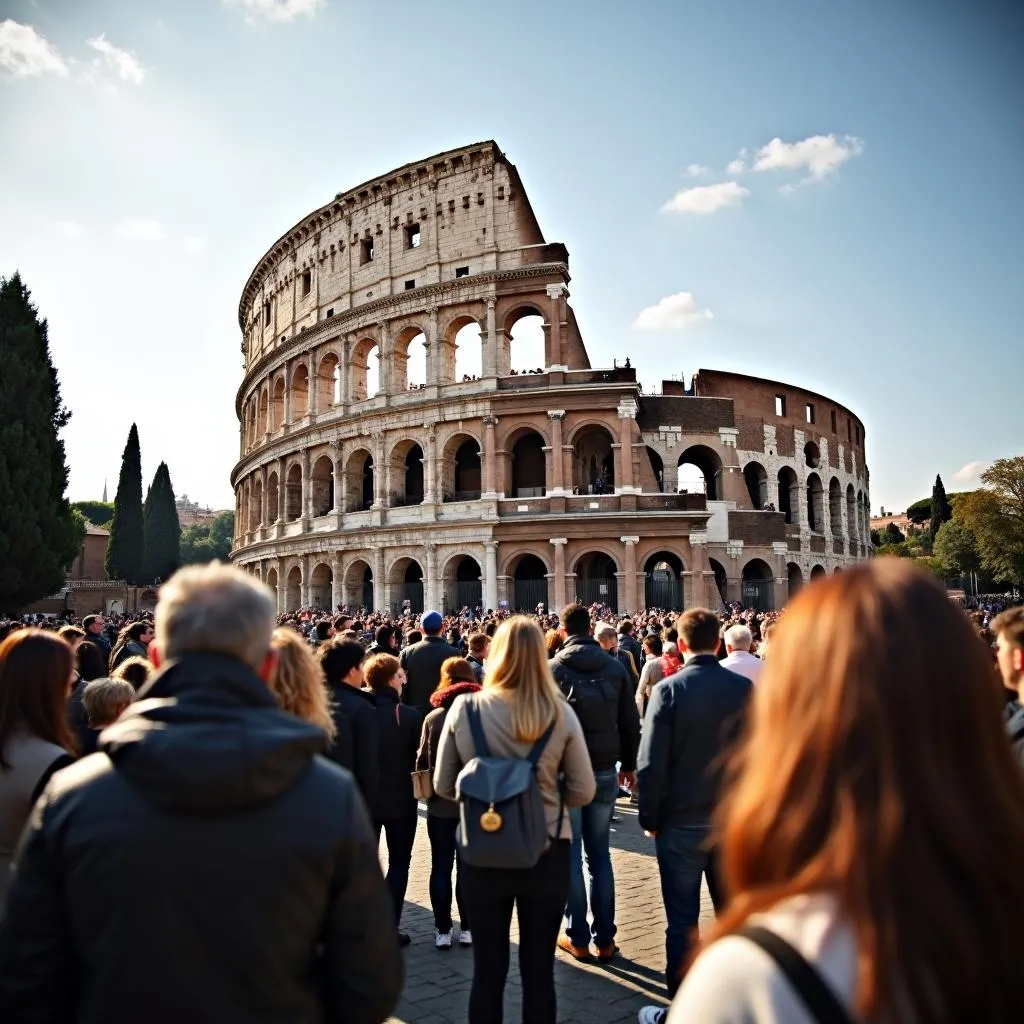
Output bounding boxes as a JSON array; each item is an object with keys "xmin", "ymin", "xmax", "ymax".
[{"xmin": 480, "ymin": 804, "xmax": 503, "ymax": 832}]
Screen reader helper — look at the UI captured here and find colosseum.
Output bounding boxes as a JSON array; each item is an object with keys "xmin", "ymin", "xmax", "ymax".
[{"xmin": 230, "ymin": 141, "xmax": 870, "ymax": 615}]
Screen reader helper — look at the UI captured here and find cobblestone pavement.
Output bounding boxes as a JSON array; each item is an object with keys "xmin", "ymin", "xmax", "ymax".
[{"xmin": 383, "ymin": 799, "xmax": 715, "ymax": 1023}]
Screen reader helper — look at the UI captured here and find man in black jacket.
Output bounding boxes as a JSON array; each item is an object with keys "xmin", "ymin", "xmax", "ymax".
[
  {"xmin": 617, "ymin": 618, "xmax": 644, "ymax": 677},
  {"xmin": 636, "ymin": 606, "xmax": 751, "ymax": 1011},
  {"xmin": 319, "ymin": 637, "xmax": 380, "ymax": 816},
  {"xmin": 550, "ymin": 603, "xmax": 641, "ymax": 962},
  {"xmin": 399, "ymin": 610, "xmax": 459, "ymax": 716},
  {"xmin": 993, "ymin": 606, "xmax": 1024, "ymax": 767},
  {"xmin": 0, "ymin": 563, "xmax": 401, "ymax": 1024}
]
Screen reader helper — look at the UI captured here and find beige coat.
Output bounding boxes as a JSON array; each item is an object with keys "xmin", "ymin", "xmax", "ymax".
[{"xmin": 434, "ymin": 689, "xmax": 596, "ymax": 841}]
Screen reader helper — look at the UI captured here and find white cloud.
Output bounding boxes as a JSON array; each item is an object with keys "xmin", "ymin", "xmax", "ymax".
[
  {"xmin": 753, "ymin": 134, "xmax": 864, "ymax": 184},
  {"xmin": 86, "ymin": 34, "xmax": 145, "ymax": 84},
  {"xmin": 183, "ymin": 236, "xmax": 207, "ymax": 252},
  {"xmin": 685, "ymin": 163, "xmax": 710, "ymax": 178},
  {"xmin": 118, "ymin": 219, "xmax": 166, "ymax": 241},
  {"xmin": 224, "ymin": 0, "xmax": 326, "ymax": 23},
  {"xmin": 661, "ymin": 181, "xmax": 749, "ymax": 215},
  {"xmin": 55, "ymin": 221, "xmax": 85, "ymax": 237},
  {"xmin": 951, "ymin": 461, "xmax": 989, "ymax": 485},
  {"xmin": 726, "ymin": 149, "xmax": 747, "ymax": 175},
  {"xmin": 0, "ymin": 20, "xmax": 68, "ymax": 79},
  {"xmin": 632, "ymin": 292, "xmax": 713, "ymax": 331}
]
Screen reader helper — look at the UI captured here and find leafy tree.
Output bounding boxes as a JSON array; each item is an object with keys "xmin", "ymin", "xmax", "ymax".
[
  {"xmin": 906, "ymin": 497, "xmax": 932, "ymax": 525},
  {"xmin": 870, "ymin": 528, "xmax": 881, "ymax": 547},
  {"xmin": 930, "ymin": 475, "xmax": 952, "ymax": 538},
  {"xmin": 882, "ymin": 521, "xmax": 905, "ymax": 545},
  {"xmin": 180, "ymin": 512, "xmax": 234, "ymax": 566},
  {"xmin": 72, "ymin": 500, "xmax": 114, "ymax": 529},
  {"xmin": 0, "ymin": 272, "xmax": 84, "ymax": 610},
  {"xmin": 958, "ymin": 457, "xmax": 1024, "ymax": 584},
  {"xmin": 142, "ymin": 462, "xmax": 181, "ymax": 583},
  {"xmin": 105, "ymin": 424, "xmax": 145, "ymax": 585},
  {"xmin": 932, "ymin": 518, "xmax": 980, "ymax": 577}
]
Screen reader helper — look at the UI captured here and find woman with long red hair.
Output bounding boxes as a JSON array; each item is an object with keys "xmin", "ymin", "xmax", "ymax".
[{"xmin": 650, "ymin": 560, "xmax": 1024, "ymax": 1024}]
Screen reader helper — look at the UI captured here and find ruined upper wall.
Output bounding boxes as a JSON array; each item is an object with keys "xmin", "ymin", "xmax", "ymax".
[{"xmin": 238, "ymin": 141, "xmax": 550, "ymax": 368}]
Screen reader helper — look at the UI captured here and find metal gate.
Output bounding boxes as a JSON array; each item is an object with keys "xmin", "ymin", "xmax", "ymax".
[
  {"xmin": 395, "ymin": 581, "xmax": 424, "ymax": 615},
  {"xmin": 741, "ymin": 579, "xmax": 773, "ymax": 611},
  {"xmin": 645, "ymin": 573, "xmax": 681, "ymax": 610},
  {"xmin": 575, "ymin": 577, "xmax": 618, "ymax": 609},
  {"xmin": 445, "ymin": 581, "xmax": 482, "ymax": 613},
  {"xmin": 361, "ymin": 581, "xmax": 374, "ymax": 611},
  {"xmin": 512, "ymin": 579, "xmax": 548, "ymax": 612}
]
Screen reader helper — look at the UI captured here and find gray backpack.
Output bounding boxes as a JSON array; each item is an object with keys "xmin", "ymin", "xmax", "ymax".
[{"xmin": 455, "ymin": 697, "xmax": 557, "ymax": 869}]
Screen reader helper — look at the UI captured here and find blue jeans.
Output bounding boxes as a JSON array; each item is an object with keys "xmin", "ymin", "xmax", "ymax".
[
  {"xmin": 564, "ymin": 768, "xmax": 619, "ymax": 949},
  {"xmin": 655, "ymin": 823, "xmax": 724, "ymax": 997},
  {"xmin": 427, "ymin": 814, "xmax": 467, "ymax": 932}
]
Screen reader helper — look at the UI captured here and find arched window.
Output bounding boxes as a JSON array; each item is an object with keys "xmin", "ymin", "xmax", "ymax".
[
  {"xmin": 708, "ymin": 557, "xmax": 728, "ymax": 603},
  {"xmin": 646, "ymin": 447, "xmax": 665, "ymax": 492},
  {"xmin": 787, "ymin": 562, "xmax": 803, "ymax": 599},
  {"xmin": 806, "ymin": 473, "xmax": 824, "ymax": 532},
  {"xmin": 503, "ymin": 307, "xmax": 546, "ymax": 375},
  {"xmin": 310, "ymin": 455, "xmax": 334, "ymax": 517},
  {"xmin": 394, "ymin": 327, "xmax": 427, "ymax": 392},
  {"xmin": 317, "ymin": 353, "xmax": 340, "ymax": 410},
  {"xmin": 285, "ymin": 566, "xmax": 302, "ymax": 610},
  {"xmin": 309, "ymin": 563, "xmax": 332, "ymax": 609},
  {"xmin": 804, "ymin": 441, "xmax": 821, "ymax": 469},
  {"xmin": 442, "ymin": 435, "xmax": 481, "ymax": 502},
  {"xmin": 778, "ymin": 466, "xmax": 799, "ymax": 525},
  {"xmin": 743, "ymin": 462, "xmax": 769, "ymax": 509},
  {"xmin": 829, "ymin": 478, "xmax": 843, "ymax": 536},
  {"xmin": 290, "ymin": 364, "xmax": 309, "ymax": 422},
  {"xmin": 343, "ymin": 560, "xmax": 374, "ymax": 610},
  {"xmin": 677, "ymin": 445, "xmax": 723, "ymax": 501},
  {"xmin": 572, "ymin": 426, "xmax": 615, "ymax": 494},
  {"xmin": 510, "ymin": 432, "xmax": 546, "ymax": 497},
  {"xmin": 284, "ymin": 464, "xmax": 302, "ymax": 522},
  {"xmin": 270, "ymin": 377, "xmax": 285, "ymax": 432},
  {"xmin": 257, "ymin": 391, "xmax": 269, "ymax": 438},
  {"xmin": 250, "ymin": 477, "xmax": 263, "ymax": 531},
  {"xmin": 344, "ymin": 449, "xmax": 374, "ymax": 512},
  {"xmin": 350, "ymin": 339, "xmax": 380, "ymax": 401},
  {"xmin": 390, "ymin": 441, "xmax": 424, "ymax": 506},
  {"xmin": 453, "ymin": 320, "xmax": 483, "ymax": 381},
  {"xmin": 266, "ymin": 472, "xmax": 280, "ymax": 523}
]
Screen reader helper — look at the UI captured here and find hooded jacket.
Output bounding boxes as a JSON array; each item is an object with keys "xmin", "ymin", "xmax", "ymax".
[
  {"xmin": 325, "ymin": 682, "xmax": 380, "ymax": 817},
  {"xmin": 0, "ymin": 652, "xmax": 402, "ymax": 1024},
  {"xmin": 369, "ymin": 687, "xmax": 422, "ymax": 821},
  {"xmin": 415, "ymin": 680, "xmax": 482, "ymax": 818}
]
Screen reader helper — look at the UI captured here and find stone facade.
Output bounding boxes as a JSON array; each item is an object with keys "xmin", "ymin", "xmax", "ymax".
[{"xmin": 230, "ymin": 142, "xmax": 869, "ymax": 614}]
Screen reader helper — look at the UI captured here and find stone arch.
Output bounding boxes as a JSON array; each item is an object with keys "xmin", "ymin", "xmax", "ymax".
[
  {"xmin": 846, "ymin": 484, "xmax": 857, "ymax": 542},
  {"xmin": 310, "ymin": 454, "xmax": 334, "ymax": 517},
  {"xmin": 344, "ymin": 448, "xmax": 374, "ymax": 512},
  {"xmin": 257, "ymin": 389, "xmax": 269, "ymax": 438},
  {"xmin": 440, "ymin": 432, "xmax": 482, "ymax": 502},
  {"xmin": 646, "ymin": 446, "xmax": 665, "ymax": 492},
  {"xmin": 806, "ymin": 472, "xmax": 824, "ymax": 532},
  {"xmin": 502, "ymin": 303, "xmax": 546, "ymax": 375},
  {"xmin": 446, "ymin": 313, "xmax": 484, "ymax": 382},
  {"xmin": 804, "ymin": 440, "xmax": 821, "ymax": 469},
  {"xmin": 350, "ymin": 337, "xmax": 380, "ymax": 402},
  {"xmin": 708, "ymin": 557, "xmax": 728, "ymax": 603},
  {"xmin": 388, "ymin": 556, "xmax": 424, "ymax": 614},
  {"xmin": 285, "ymin": 565, "xmax": 302, "ymax": 610},
  {"xmin": 284, "ymin": 462, "xmax": 303, "ymax": 521},
  {"xmin": 572, "ymin": 550, "xmax": 619, "ymax": 608},
  {"xmin": 266, "ymin": 471, "xmax": 280, "ymax": 523},
  {"xmin": 343, "ymin": 558, "xmax": 374, "ymax": 609},
  {"xmin": 741, "ymin": 557, "xmax": 774, "ymax": 611},
  {"xmin": 787, "ymin": 561, "xmax": 803, "ymax": 599},
  {"xmin": 250, "ymin": 475, "xmax": 264, "ymax": 531},
  {"xmin": 571, "ymin": 423, "xmax": 615, "ymax": 493},
  {"xmin": 778, "ymin": 465, "xmax": 799, "ymax": 525},
  {"xmin": 388, "ymin": 438, "xmax": 424, "ymax": 506},
  {"xmin": 810, "ymin": 563, "xmax": 827, "ymax": 580},
  {"xmin": 829, "ymin": 477, "xmax": 843, "ymax": 536},
  {"xmin": 443, "ymin": 553, "xmax": 483, "ymax": 612},
  {"xmin": 507, "ymin": 428, "xmax": 547, "ymax": 498},
  {"xmin": 270, "ymin": 376, "xmax": 285, "ymax": 431},
  {"xmin": 316, "ymin": 350, "xmax": 341, "ymax": 409},
  {"xmin": 309, "ymin": 562, "xmax": 332, "ymax": 610},
  {"xmin": 678, "ymin": 444, "xmax": 723, "ymax": 501},
  {"xmin": 743, "ymin": 461, "xmax": 769, "ymax": 509},
  {"xmin": 392, "ymin": 324, "xmax": 428, "ymax": 393},
  {"xmin": 289, "ymin": 362, "xmax": 309, "ymax": 423},
  {"xmin": 508, "ymin": 551, "xmax": 549, "ymax": 613},
  {"xmin": 644, "ymin": 550, "xmax": 685, "ymax": 610},
  {"xmin": 857, "ymin": 490, "xmax": 866, "ymax": 542},
  {"xmin": 266, "ymin": 567, "xmax": 279, "ymax": 605}
]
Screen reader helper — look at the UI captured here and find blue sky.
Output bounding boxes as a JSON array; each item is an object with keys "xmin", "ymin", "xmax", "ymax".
[{"xmin": 1, "ymin": 0, "xmax": 1021, "ymax": 513}]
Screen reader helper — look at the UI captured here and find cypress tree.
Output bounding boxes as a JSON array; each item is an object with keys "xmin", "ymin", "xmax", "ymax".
[
  {"xmin": 0, "ymin": 272, "xmax": 84, "ymax": 610},
  {"xmin": 106, "ymin": 424, "xmax": 145, "ymax": 585},
  {"xmin": 930, "ymin": 474, "xmax": 952, "ymax": 539},
  {"xmin": 142, "ymin": 462, "xmax": 181, "ymax": 583}
]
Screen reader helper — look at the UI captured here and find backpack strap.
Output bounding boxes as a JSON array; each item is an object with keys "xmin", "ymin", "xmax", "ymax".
[
  {"xmin": 465, "ymin": 697, "xmax": 491, "ymax": 758},
  {"xmin": 737, "ymin": 925, "xmax": 857, "ymax": 1024},
  {"xmin": 526, "ymin": 719, "xmax": 556, "ymax": 768}
]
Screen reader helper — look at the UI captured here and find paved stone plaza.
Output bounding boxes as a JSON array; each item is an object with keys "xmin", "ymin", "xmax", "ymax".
[{"xmin": 383, "ymin": 799, "xmax": 715, "ymax": 1023}]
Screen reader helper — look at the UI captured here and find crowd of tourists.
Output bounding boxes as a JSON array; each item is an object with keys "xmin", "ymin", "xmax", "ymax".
[{"xmin": 0, "ymin": 563, "xmax": 1023, "ymax": 1023}]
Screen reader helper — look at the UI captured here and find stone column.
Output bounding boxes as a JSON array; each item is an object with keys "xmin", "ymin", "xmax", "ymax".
[
  {"xmin": 307, "ymin": 348, "xmax": 318, "ymax": 418},
  {"xmin": 547, "ymin": 411, "xmax": 566, "ymax": 494},
  {"xmin": 301, "ymin": 448, "xmax": 312, "ymax": 525},
  {"xmin": 617, "ymin": 399, "xmax": 638, "ymax": 493},
  {"xmin": 428, "ymin": 306, "xmax": 440, "ymax": 385},
  {"xmin": 276, "ymin": 557, "xmax": 286, "ymax": 614},
  {"xmin": 300, "ymin": 554, "xmax": 311, "ymax": 609},
  {"xmin": 545, "ymin": 283, "xmax": 568, "ymax": 369},
  {"xmin": 620, "ymin": 536, "xmax": 639, "ymax": 613},
  {"xmin": 482, "ymin": 416, "xmax": 499, "ymax": 498},
  {"xmin": 331, "ymin": 552, "xmax": 343, "ymax": 611},
  {"xmin": 373, "ymin": 547, "xmax": 385, "ymax": 612},
  {"xmin": 332, "ymin": 448, "xmax": 343, "ymax": 513},
  {"xmin": 275, "ymin": 457, "xmax": 284, "ymax": 523},
  {"xmin": 423, "ymin": 430, "xmax": 437, "ymax": 503},
  {"xmin": 689, "ymin": 534, "xmax": 711, "ymax": 609},
  {"xmin": 424, "ymin": 543, "xmax": 439, "ymax": 611},
  {"xmin": 372, "ymin": 432, "xmax": 386, "ymax": 507},
  {"xmin": 260, "ymin": 465, "xmax": 269, "ymax": 528},
  {"xmin": 377, "ymin": 321, "xmax": 391, "ymax": 396},
  {"xmin": 550, "ymin": 538, "xmax": 568, "ymax": 612},
  {"xmin": 484, "ymin": 541, "xmax": 499, "ymax": 611},
  {"xmin": 483, "ymin": 299, "xmax": 498, "ymax": 377},
  {"xmin": 283, "ymin": 361, "xmax": 293, "ymax": 425}
]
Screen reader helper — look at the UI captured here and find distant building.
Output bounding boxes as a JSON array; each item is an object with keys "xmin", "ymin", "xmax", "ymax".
[
  {"xmin": 176, "ymin": 494, "xmax": 221, "ymax": 529},
  {"xmin": 870, "ymin": 510, "xmax": 913, "ymax": 535}
]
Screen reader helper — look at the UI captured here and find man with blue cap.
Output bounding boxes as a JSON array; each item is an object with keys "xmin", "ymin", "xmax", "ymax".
[{"xmin": 399, "ymin": 610, "xmax": 460, "ymax": 717}]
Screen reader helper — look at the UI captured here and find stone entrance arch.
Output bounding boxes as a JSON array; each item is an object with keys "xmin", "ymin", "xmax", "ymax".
[
  {"xmin": 644, "ymin": 550, "xmax": 685, "ymax": 610},
  {"xmin": 285, "ymin": 565, "xmax": 302, "ymax": 610},
  {"xmin": 573, "ymin": 551, "xmax": 618, "ymax": 609},
  {"xmin": 343, "ymin": 559, "xmax": 374, "ymax": 610},
  {"xmin": 389, "ymin": 557, "xmax": 424, "ymax": 614},
  {"xmin": 309, "ymin": 562, "xmax": 332, "ymax": 610},
  {"xmin": 444, "ymin": 554, "xmax": 482, "ymax": 612},
  {"xmin": 741, "ymin": 558, "xmax": 774, "ymax": 611},
  {"xmin": 510, "ymin": 553, "xmax": 548, "ymax": 612},
  {"xmin": 678, "ymin": 445, "xmax": 723, "ymax": 500}
]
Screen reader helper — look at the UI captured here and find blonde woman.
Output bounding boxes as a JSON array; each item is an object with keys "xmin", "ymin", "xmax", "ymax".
[
  {"xmin": 435, "ymin": 616, "xmax": 595, "ymax": 1024},
  {"xmin": 268, "ymin": 628, "xmax": 336, "ymax": 743}
]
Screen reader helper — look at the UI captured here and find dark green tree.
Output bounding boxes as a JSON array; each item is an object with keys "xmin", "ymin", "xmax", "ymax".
[
  {"xmin": 72, "ymin": 500, "xmax": 114, "ymax": 528},
  {"xmin": 142, "ymin": 462, "xmax": 181, "ymax": 583},
  {"xmin": 906, "ymin": 496, "xmax": 932, "ymax": 525},
  {"xmin": 180, "ymin": 511, "xmax": 234, "ymax": 566},
  {"xmin": 930, "ymin": 474, "xmax": 952, "ymax": 538},
  {"xmin": 105, "ymin": 424, "xmax": 145, "ymax": 584},
  {"xmin": 882, "ymin": 521, "xmax": 905, "ymax": 545},
  {"xmin": 0, "ymin": 273, "xmax": 84, "ymax": 610}
]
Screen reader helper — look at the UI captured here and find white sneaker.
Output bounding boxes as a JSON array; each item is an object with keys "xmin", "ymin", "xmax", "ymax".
[
  {"xmin": 435, "ymin": 929, "xmax": 453, "ymax": 950},
  {"xmin": 638, "ymin": 1008, "xmax": 667, "ymax": 1024},
  {"xmin": 459, "ymin": 928, "xmax": 473, "ymax": 947}
]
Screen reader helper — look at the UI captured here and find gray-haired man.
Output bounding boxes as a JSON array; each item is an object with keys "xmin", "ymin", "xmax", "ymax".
[{"xmin": 0, "ymin": 562, "xmax": 402, "ymax": 1024}]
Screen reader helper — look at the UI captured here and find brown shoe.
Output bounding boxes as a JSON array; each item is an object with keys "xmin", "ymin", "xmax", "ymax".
[
  {"xmin": 596, "ymin": 943, "xmax": 620, "ymax": 963},
  {"xmin": 557, "ymin": 936, "xmax": 593, "ymax": 962}
]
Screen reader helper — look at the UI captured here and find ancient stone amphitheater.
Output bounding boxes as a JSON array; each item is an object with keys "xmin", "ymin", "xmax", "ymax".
[{"xmin": 230, "ymin": 141, "xmax": 870, "ymax": 614}]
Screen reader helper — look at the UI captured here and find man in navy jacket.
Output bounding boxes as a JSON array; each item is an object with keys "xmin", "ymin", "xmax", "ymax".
[{"xmin": 636, "ymin": 607, "xmax": 751, "ymax": 1011}]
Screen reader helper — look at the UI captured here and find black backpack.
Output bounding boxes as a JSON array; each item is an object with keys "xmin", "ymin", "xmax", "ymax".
[{"xmin": 455, "ymin": 697, "xmax": 557, "ymax": 870}]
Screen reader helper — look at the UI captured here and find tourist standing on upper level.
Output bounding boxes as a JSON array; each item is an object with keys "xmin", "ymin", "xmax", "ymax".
[
  {"xmin": 435, "ymin": 617, "xmax": 595, "ymax": 1024},
  {"xmin": 644, "ymin": 561, "xmax": 1024, "ymax": 1024},
  {"xmin": 401, "ymin": 611, "xmax": 460, "ymax": 717},
  {"xmin": 719, "ymin": 624, "xmax": 765, "ymax": 684},
  {"xmin": 550, "ymin": 603, "xmax": 641, "ymax": 963},
  {"xmin": 0, "ymin": 564, "xmax": 402, "ymax": 1024},
  {"xmin": 992, "ymin": 606, "xmax": 1024, "ymax": 767},
  {"xmin": 365, "ymin": 653, "xmax": 422, "ymax": 947},
  {"xmin": 636, "ymin": 608, "xmax": 751, "ymax": 1015}
]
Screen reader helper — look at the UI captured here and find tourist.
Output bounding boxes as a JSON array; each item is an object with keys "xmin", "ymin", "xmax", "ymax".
[
  {"xmin": 992, "ymin": 605, "xmax": 1024, "ymax": 766},
  {"xmin": 79, "ymin": 676, "xmax": 135, "ymax": 755},
  {"xmin": 636, "ymin": 608, "xmax": 751, "ymax": 1015},
  {"xmin": 415, "ymin": 656, "xmax": 481, "ymax": 949},
  {"xmin": 617, "ymin": 618, "xmax": 645, "ymax": 675},
  {"xmin": 719, "ymin": 624, "xmax": 765, "ymax": 684},
  {"xmin": 0, "ymin": 630, "xmax": 77, "ymax": 907},
  {"xmin": 268, "ymin": 627, "xmax": 336, "ymax": 742},
  {"xmin": 82, "ymin": 613, "xmax": 111, "ymax": 661},
  {"xmin": 466, "ymin": 632, "xmax": 489, "ymax": 682},
  {"xmin": 635, "ymin": 634, "xmax": 665, "ymax": 718},
  {"xmin": 434, "ymin": 616, "xmax": 596, "ymax": 1024},
  {"xmin": 544, "ymin": 628, "xmax": 564, "ymax": 658},
  {"xmin": 645, "ymin": 561, "xmax": 1024, "ymax": 1024},
  {"xmin": 366, "ymin": 623, "xmax": 400, "ymax": 657},
  {"xmin": 319, "ymin": 637, "xmax": 379, "ymax": 813},
  {"xmin": 596, "ymin": 621, "xmax": 640, "ymax": 691},
  {"xmin": 110, "ymin": 656, "xmax": 153, "ymax": 691},
  {"xmin": 365, "ymin": 652, "xmax": 422, "ymax": 946},
  {"xmin": 0, "ymin": 563, "xmax": 402, "ymax": 1023},
  {"xmin": 75, "ymin": 640, "xmax": 107, "ymax": 683},
  {"xmin": 109, "ymin": 620, "xmax": 154, "ymax": 671},
  {"xmin": 400, "ymin": 610, "xmax": 460, "ymax": 717},
  {"xmin": 550, "ymin": 603, "xmax": 641, "ymax": 962}
]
